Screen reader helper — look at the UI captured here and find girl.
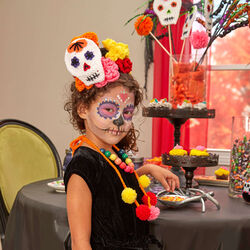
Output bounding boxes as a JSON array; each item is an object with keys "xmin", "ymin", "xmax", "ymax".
[{"xmin": 64, "ymin": 32, "xmax": 179, "ymax": 250}]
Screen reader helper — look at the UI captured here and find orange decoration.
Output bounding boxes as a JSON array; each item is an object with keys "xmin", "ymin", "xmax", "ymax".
[
  {"xmin": 170, "ymin": 62, "xmax": 206, "ymax": 108},
  {"xmin": 75, "ymin": 77, "xmax": 93, "ymax": 92},
  {"xmin": 134, "ymin": 15, "xmax": 153, "ymax": 36},
  {"xmin": 67, "ymin": 38, "xmax": 87, "ymax": 53},
  {"xmin": 71, "ymin": 32, "xmax": 99, "ymax": 46}
]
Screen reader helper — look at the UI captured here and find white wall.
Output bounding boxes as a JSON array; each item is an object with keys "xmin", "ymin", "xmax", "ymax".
[{"xmin": 0, "ymin": 0, "xmax": 153, "ymax": 161}]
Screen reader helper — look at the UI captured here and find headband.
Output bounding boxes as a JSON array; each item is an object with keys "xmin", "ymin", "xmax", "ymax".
[{"xmin": 64, "ymin": 32, "xmax": 133, "ymax": 92}]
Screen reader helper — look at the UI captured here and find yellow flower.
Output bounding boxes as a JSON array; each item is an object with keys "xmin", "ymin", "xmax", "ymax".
[{"xmin": 102, "ymin": 39, "xmax": 129, "ymax": 61}]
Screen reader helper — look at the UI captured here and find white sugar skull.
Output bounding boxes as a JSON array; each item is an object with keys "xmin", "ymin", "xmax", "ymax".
[
  {"xmin": 204, "ymin": 0, "xmax": 214, "ymax": 34},
  {"xmin": 181, "ymin": 5, "xmax": 197, "ymax": 40},
  {"xmin": 65, "ymin": 38, "xmax": 105, "ymax": 86},
  {"xmin": 243, "ymin": 180, "xmax": 250, "ymax": 193},
  {"xmin": 153, "ymin": 0, "xmax": 182, "ymax": 26}
]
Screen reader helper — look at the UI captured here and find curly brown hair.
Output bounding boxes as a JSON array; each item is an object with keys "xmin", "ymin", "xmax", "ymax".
[{"xmin": 64, "ymin": 73, "xmax": 144, "ymax": 152}]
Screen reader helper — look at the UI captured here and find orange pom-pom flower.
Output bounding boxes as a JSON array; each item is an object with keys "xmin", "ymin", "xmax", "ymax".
[{"xmin": 134, "ymin": 15, "xmax": 153, "ymax": 36}]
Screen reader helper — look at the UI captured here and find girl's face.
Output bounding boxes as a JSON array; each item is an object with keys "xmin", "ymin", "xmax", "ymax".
[{"xmin": 79, "ymin": 85, "xmax": 135, "ymax": 147}]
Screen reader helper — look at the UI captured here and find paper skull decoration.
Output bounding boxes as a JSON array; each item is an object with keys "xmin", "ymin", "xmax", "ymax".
[
  {"xmin": 181, "ymin": 5, "xmax": 197, "ymax": 40},
  {"xmin": 153, "ymin": 0, "xmax": 182, "ymax": 26},
  {"xmin": 242, "ymin": 180, "xmax": 250, "ymax": 203},
  {"xmin": 65, "ymin": 37, "xmax": 105, "ymax": 86},
  {"xmin": 204, "ymin": 0, "xmax": 214, "ymax": 34}
]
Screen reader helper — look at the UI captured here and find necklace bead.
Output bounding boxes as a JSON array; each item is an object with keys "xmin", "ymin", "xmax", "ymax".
[
  {"xmin": 105, "ymin": 151, "xmax": 111, "ymax": 157},
  {"xmin": 115, "ymin": 158, "xmax": 122, "ymax": 165},
  {"xmin": 109, "ymin": 154, "xmax": 117, "ymax": 161}
]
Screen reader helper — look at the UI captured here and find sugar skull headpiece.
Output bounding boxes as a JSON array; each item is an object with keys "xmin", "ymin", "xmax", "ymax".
[{"xmin": 65, "ymin": 32, "xmax": 133, "ymax": 92}]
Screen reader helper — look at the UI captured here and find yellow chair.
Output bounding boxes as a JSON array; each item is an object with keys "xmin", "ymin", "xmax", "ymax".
[{"xmin": 0, "ymin": 119, "xmax": 62, "ymax": 242}]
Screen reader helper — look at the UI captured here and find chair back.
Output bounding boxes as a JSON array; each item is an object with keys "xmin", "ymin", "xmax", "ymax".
[{"xmin": 0, "ymin": 119, "xmax": 62, "ymax": 235}]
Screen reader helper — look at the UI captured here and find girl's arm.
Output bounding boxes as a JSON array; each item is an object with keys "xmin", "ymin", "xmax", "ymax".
[
  {"xmin": 67, "ymin": 174, "xmax": 92, "ymax": 250},
  {"xmin": 136, "ymin": 164, "xmax": 180, "ymax": 192}
]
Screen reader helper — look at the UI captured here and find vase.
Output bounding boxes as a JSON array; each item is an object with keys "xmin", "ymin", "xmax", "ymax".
[
  {"xmin": 228, "ymin": 116, "xmax": 250, "ymax": 198},
  {"xmin": 169, "ymin": 54, "xmax": 207, "ymax": 109}
]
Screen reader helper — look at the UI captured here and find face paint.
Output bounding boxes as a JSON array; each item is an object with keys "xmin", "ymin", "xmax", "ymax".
[
  {"xmin": 81, "ymin": 86, "xmax": 135, "ymax": 146},
  {"xmin": 181, "ymin": 6, "xmax": 197, "ymax": 40},
  {"xmin": 97, "ymin": 100, "xmax": 119, "ymax": 119},
  {"xmin": 117, "ymin": 90, "xmax": 130, "ymax": 103},
  {"xmin": 65, "ymin": 38, "xmax": 105, "ymax": 86},
  {"xmin": 153, "ymin": 0, "xmax": 182, "ymax": 26}
]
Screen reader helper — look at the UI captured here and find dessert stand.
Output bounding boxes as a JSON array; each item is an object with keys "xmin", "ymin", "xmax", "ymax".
[{"xmin": 142, "ymin": 107, "xmax": 217, "ymax": 187}]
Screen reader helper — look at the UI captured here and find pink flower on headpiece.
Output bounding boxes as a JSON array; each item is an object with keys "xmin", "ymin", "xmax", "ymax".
[{"xmin": 95, "ymin": 57, "xmax": 120, "ymax": 88}]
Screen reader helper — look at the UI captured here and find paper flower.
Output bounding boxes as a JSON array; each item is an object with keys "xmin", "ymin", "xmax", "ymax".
[
  {"xmin": 134, "ymin": 15, "xmax": 153, "ymax": 36},
  {"xmin": 190, "ymin": 30, "xmax": 209, "ymax": 49},
  {"xmin": 102, "ymin": 39, "xmax": 129, "ymax": 61},
  {"xmin": 116, "ymin": 58, "xmax": 132, "ymax": 73}
]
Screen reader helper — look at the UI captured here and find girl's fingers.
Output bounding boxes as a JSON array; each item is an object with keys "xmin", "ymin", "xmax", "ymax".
[{"xmin": 161, "ymin": 179, "xmax": 170, "ymax": 192}]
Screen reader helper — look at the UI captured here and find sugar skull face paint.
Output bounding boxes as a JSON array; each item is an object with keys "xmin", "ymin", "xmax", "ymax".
[
  {"xmin": 65, "ymin": 38, "xmax": 105, "ymax": 86},
  {"xmin": 181, "ymin": 5, "xmax": 197, "ymax": 40},
  {"xmin": 153, "ymin": 0, "xmax": 182, "ymax": 26},
  {"xmin": 80, "ymin": 85, "xmax": 135, "ymax": 146}
]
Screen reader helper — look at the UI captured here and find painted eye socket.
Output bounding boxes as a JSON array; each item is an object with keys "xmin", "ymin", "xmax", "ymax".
[
  {"xmin": 158, "ymin": 5, "xmax": 163, "ymax": 11},
  {"xmin": 97, "ymin": 101, "xmax": 119, "ymax": 119},
  {"xmin": 84, "ymin": 51, "xmax": 95, "ymax": 60},
  {"xmin": 71, "ymin": 56, "xmax": 80, "ymax": 68},
  {"xmin": 123, "ymin": 105, "xmax": 135, "ymax": 121},
  {"xmin": 171, "ymin": 2, "xmax": 177, "ymax": 7}
]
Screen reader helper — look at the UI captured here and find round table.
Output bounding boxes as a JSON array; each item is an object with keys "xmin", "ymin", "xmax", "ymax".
[{"xmin": 4, "ymin": 179, "xmax": 250, "ymax": 250}]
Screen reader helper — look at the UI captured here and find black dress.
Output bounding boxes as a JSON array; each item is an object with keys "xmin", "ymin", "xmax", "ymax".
[{"xmin": 64, "ymin": 146, "xmax": 160, "ymax": 250}]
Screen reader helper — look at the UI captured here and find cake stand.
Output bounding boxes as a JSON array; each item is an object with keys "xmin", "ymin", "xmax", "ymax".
[
  {"xmin": 142, "ymin": 107, "xmax": 216, "ymax": 187},
  {"xmin": 162, "ymin": 154, "xmax": 219, "ymax": 188}
]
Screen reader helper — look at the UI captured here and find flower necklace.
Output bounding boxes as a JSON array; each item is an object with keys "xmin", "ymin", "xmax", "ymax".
[{"xmin": 70, "ymin": 135, "xmax": 160, "ymax": 221}]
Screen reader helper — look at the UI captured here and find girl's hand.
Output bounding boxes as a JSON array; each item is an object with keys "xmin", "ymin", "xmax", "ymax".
[{"xmin": 136, "ymin": 164, "xmax": 180, "ymax": 192}]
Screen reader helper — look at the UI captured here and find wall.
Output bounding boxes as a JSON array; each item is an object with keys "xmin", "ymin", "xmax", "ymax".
[{"xmin": 0, "ymin": 0, "xmax": 154, "ymax": 161}]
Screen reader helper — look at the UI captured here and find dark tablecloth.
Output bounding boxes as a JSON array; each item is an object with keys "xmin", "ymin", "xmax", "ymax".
[{"xmin": 3, "ymin": 179, "xmax": 250, "ymax": 250}]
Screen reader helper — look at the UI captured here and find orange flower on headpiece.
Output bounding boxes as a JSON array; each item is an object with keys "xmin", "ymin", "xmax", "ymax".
[
  {"xmin": 75, "ymin": 77, "xmax": 93, "ymax": 92},
  {"xmin": 71, "ymin": 32, "xmax": 99, "ymax": 46},
  {"xmin": 67, "ymin": 39, "xmax": 87, "ymax": 53},
  {"xmin": 134, "ymin": 15, "xmax": 153, "ymax": 36}
]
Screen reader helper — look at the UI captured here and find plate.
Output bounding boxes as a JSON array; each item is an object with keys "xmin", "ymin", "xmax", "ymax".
[
  {"xmin": 47, "ymin": 179, "xmax": 65, "ymax": 192},
  {"xmin": 157, "ymin": 190, "xmax": 189, "ymax": 208},
  {"xmin": 194, "ymin": 175, "xmax": 229, "ymax": 187}
]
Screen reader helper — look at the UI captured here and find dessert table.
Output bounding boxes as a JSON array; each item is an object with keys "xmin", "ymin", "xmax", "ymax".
[{"xmin": 3, "ymin": 179, "xmax": 250, "ymax": 250}]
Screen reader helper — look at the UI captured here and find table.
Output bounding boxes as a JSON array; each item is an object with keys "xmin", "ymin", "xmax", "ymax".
[{"xmin": 3, "ymin": 179, "xmax": 250, "ymax": 250}]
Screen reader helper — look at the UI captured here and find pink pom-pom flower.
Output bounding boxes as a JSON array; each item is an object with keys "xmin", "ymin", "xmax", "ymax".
[
  {"xmin": 190, "ymin": 31, "xmax": 209, "ymax": 49},
  {"xmin": 148, "ymin": 206, "xmax": 160, "ymax": 221},
  {"xmin": 196, "ymin": 145, "xmax": 206, "ymax": 151}
]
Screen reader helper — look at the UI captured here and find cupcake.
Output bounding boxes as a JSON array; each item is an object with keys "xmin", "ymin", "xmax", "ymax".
[
  {"xmin": 214, "ymin": 167, "xmax": 230, "ymax": 180},
  {"xmin": 169, "ymin": 145, "xmax": 188, "ymax": 156},
  {"xmin": 189, "ymin": 145, "xmax": 209, "ymax": 156}
]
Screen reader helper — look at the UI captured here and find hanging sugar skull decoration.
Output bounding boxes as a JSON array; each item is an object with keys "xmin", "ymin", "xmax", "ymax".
[
  {"xmin": 153, "ymin": 0, "xmax": 182, "ymax": 26},
  {"xmin": 181, "ymin": 5, "xmax": 197, "ymax": 40},
  {"xmin": 242, "ymin": 179, "xmax": 250, "ymax": 203},
  {"xmin": 204, "ymin": 0, "xmax": 214, "ymax": 34},
  {"xmin": 65, "ymin": 37, "xmax": 105, "ymax": 86}
]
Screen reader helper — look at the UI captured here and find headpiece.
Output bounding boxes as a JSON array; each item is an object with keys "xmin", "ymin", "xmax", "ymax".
[{"xmin": 64, "ymin": 32, "xmax": 133, "ymax": 92}]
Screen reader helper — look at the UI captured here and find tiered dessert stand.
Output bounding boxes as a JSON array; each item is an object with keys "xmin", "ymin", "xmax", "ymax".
[{"xmin": 142, "ymin": 107, "xmax": 218, "ymax": 188}]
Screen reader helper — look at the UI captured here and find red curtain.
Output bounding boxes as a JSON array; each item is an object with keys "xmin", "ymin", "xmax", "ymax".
[{"xmin": 152, "ymin": 16, "xmax": 206, "ymax": 175}]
